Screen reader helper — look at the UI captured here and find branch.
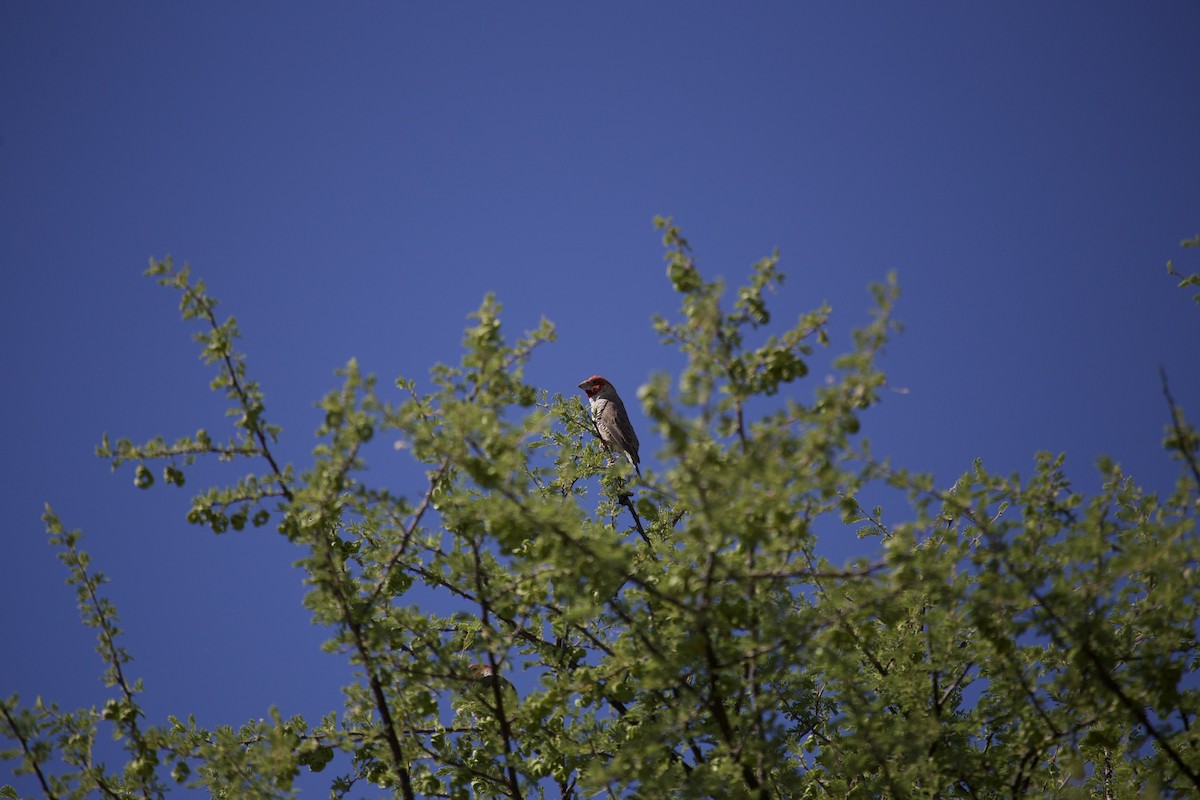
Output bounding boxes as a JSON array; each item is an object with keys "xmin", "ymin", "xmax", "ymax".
[
  {"xmin": 181, "ymin": 281, "xmax": 293, "ymax": 503},
  {"xmin": 1160, "ymin": 365, "xmax": 1200, "ymax": 492},
  {"xmin": 306, "ymin": 511, "xmax": 415, "ymax": 796},
  {"xmin": 368, "ymin": 458, "xmax": 452, "ymax": 609},
  {"xmin": 0, "ymin": 702, "xmax": 56, "ymax": 800},
  {"xmin": 701, "ymin": 632, "xmax": 764, "ymax": 796},
  {"xmin": 43, "ymin": 508, "xmax": 163, "ymax": 799},
  {"xmin": 1035, "ymin": 586, "xmax": 1200, "ymax": 792},
  {"xmin": 470, "ymin": 537, "xmax": 524, "ymax": 800},
  {"xmin": 617, "ymin": 491, "xmax": 650, "ymax": 546}
]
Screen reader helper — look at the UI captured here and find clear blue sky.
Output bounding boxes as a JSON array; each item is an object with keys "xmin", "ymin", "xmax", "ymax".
[{"xmin": 2, "ymin": 3, "xmax": 1198, "ymax": 794}]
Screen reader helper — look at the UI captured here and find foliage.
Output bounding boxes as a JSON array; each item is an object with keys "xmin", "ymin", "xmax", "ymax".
[{"xmin": 3, "ymin": 222, "xmax": 1199, "ymax": 799}]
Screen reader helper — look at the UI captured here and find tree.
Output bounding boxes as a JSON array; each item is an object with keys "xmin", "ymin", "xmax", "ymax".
[{"xmin": 3, "ymin": 219, "xmax": 1199, "ymax": 799}]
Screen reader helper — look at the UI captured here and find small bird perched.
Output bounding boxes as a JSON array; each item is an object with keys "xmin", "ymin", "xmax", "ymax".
[{"xmin": 578, "ymin": 375, "xmax": 641, "ymax": 476}]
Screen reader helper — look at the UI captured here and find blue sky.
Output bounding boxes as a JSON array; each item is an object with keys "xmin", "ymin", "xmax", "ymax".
[{"xmin": 2, "ymin": 3, "xmax": 1198, "ymax": 794}]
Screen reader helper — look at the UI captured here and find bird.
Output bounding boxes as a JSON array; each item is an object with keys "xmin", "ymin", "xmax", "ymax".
[
  {"xmin": 467, "ymin": 662, "xmax": 505, "ymax": 689},
  {"xmin": 577, "ymin": 375, "xmax": 641, "ymax": 476},
  {"xmin": 462, "ymin": 662, "xmax": 517, "ymax": 708}
]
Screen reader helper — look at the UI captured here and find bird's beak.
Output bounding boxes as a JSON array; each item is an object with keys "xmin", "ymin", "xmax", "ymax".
[{"xmin": 577, "ymin": 380, "xmax": 590, "ymax": 390}]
